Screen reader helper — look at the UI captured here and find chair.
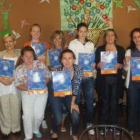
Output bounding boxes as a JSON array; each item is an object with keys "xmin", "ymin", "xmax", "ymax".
[{"xmin": 79, "ymin": 125, "xmax": 134, "ymax": 140}]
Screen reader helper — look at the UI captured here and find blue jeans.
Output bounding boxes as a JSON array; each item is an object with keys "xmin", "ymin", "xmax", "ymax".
[
  {"xmin": 61, "ymin": 103, "xmax": 68, "ymax": 119},
  {"xmin": 48, "ymin": 82, "xmax": 80, "ymax": 135},
  {"xmin": 77, "ymin": 77, "xmax": 95, "ymax": 124},
  {"xmin": 127, "ymin": 81, "xmax": 140, "ymax": 132}
]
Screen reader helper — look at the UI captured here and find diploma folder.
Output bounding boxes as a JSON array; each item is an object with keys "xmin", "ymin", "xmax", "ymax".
[
  {"xmin": 101, "ymin": 51, "xmax": 117, "ymax": 74},
  {"xmin": 0, "ymin": 58, "xmax": 14, "ymax": 78},
  {"xmin": 131, "ymin": 57, "xmax": 140, "ymax": 81},
  {"xmin": 31, "ymin": 42, "xmax": 46, "ymax": 57},
  {"xmin": 52, "ymin": 70, "xmax": 72, "ymax": 97},
  {"xmin": 27, "ymin": 69, "xmax": 46, "ymax": 94},
  {"xmin": 48, "ymin": 49, "xmax": 62, "ymax": 67},
  {"xmin": 78, "ymin": 53, "xmax": 95, "ymax": 76}
]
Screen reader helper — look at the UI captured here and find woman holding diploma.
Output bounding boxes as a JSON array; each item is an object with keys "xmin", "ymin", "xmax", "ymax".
[
  {"xmin": 15, "ymin": 47, "xmax": 51, "ymax": 140},
  {"xmin": 124, "ymin": 28, "xmax": 140, "ymax": 135},
  {"xmin": 24, "ymin": 23, "xmax": 50, "ymax": 63},
  {"xmin": 47, "ymin": 30, "xmax": 68, "ymax": 132},
  {"xmin": 69, "ymin": 23, "xmax": 95, "ymax": 135},
  {"xmin": 95, "ymin": 29, "xmax": 125, "ymax": 135},
  {"xmin": 49, "ymin": 49, "xmax": 83, "ymax": 140},
  {"xmin": 0, "ymin": 34, "xmax": 21, "ymax": 139},
  {"xmin": 25, "ymin": 23, "xmax": 50, "ymax": 129}
]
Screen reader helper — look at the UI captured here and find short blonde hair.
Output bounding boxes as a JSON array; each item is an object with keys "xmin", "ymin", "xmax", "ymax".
[{"xmin": 3, "ymin": 34, "xmax": 16, "ymax": 42}]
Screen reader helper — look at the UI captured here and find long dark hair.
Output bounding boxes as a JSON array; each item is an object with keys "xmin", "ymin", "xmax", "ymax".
[
  {"xmin": 75, "ymin": 22, "xmax": 89, "ymax": 42},
  {"xmin": 16, "ymin": 46, "xmax": 37, "ymax": 68},
  {"xmin": 127, "ymin": 28, "xmax": 140, "ymax": 50}
]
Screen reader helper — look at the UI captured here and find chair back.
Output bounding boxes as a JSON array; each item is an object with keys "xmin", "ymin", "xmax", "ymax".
[{"xmin": 79, "ymin": 125, "xmax": 134, "ymax": 140}]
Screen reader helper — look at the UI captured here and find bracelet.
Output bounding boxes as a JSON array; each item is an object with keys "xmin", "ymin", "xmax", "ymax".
[{"xmin": 71, "ymin": 102, "xmax": 75, "ymax": 105}]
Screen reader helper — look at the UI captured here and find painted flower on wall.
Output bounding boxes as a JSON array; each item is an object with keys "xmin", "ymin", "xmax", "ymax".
[{"xmin": 60, "ymin": 0, "xmax": 113, "ymax": 30}]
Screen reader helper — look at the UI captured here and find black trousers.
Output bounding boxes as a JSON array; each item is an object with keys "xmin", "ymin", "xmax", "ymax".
[
  {"xmin": 127, "ymin": 81, "xmax": 140, "ymax": 132},
  {"xmin": 99, "ymin": 76, "xmax": 119, "ymax": 125}
]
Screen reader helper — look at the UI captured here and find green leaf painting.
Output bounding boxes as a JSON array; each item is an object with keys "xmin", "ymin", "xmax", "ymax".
[
  {"xmin": 60, "ymin": 0, "xmax": 113, "ymax": 30},
  {"xmin": 0, "ymin": 0, "xmax": 12, "ymax": 36},
  {"xmin": 134, "ymin": 0, "xmax": 140, "ymax": 8}
]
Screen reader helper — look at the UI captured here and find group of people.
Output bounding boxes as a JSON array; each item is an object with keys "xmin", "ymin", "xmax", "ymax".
[{"xmin": 0, "ymin": 22, "xmax": 140, "ymax": 140}]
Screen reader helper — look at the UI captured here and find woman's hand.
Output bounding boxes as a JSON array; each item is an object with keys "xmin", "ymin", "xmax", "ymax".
[
  {"xmin": 37, "ymin": 54, "xmax": 46, "ymax": 61},
  {"xmin": 123, "ymin": 56, "xmax": 131, "ymax": 67},
  {"xmin": 125, "ymin": 56, "xmax": 131, "ymax": 63},
  {"xmin": 71, "ymin": 104, "xmax": 79, "ymax": 114},
  {"xmin": 23, "ymin": 83, "xmax": 28, "ymax": 91},
  {"xmin": 97, "ymin": 62, "xmax": 104, "ymax": 69},
  {"xmin": 1, "ymin": 79, "xmax": 11, "ymax": 86},
  {"xmin": 83, "ymin": 72, "xmax": 89, "ymax": 77},
  {"xmin": 17, "ymin": 83, "xmax": 28, "ymax": 91},
  {"xmin": 7, "ymin": 77, "xmax": 15, "ymax": 84},
  {"xmin": 59, "ymin": 93, "xmax": 65, "ymax": 97},
  {"xmin": 115, "ymin": 63, "xmax": 122, "ymax": 69},
  {"xmin": 0, "ymin": 77, "xmax": 11, "ymax": 86},
  {"xmin": 91, "ymin": 63, "xmax": 96, "ymax": 68},
  {"xmin": 49, "ymin": 67, "xmax": 57, "ymax": 71}
]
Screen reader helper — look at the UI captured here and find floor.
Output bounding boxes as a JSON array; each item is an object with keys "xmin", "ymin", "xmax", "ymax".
[{"xmin": 0, "ymin": 104, "xmax": 139, "ymax": 140}]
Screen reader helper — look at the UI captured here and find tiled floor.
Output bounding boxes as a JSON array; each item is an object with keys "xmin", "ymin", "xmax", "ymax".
[{"xmin": 0, "ymin": 105, "xmax": 139, "ymax": 140}]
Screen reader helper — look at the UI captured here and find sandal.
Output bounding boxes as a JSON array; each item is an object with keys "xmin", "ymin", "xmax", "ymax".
[
  {"xmin": 51, "ymin": 133, "xmax": 58, "ymax": 140},
  {"xmin": 60, "ymin": 125, "xmax": 67, "ymax": 132}
]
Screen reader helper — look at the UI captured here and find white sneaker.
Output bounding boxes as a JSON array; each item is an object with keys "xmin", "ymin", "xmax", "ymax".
[
  {"xmin": 87, "ymin": 124, "xmax": 95, "ymax": 135},
  {"xmin": 70, "ymin": 125, "xmax": 72, "ymax": 136},
  {"xmin": 42, "ymin": 120, "xmax": 48, "ymax": 129}
]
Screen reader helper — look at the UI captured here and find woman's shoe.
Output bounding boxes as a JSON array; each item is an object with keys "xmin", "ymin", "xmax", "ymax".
[
  {"xmin": 2, "ymin": 134, "xmax": 9, "ymax": 139},
  {"xmin": 13, "ymin": 131, "xmax": 21, "ymax": 136},
  {"xmin": 130, "ymin": 131, "xmax": 134, "ymax": 136},
  {"xmin": 51, "ymin": 133, "xmax": 58, "ymax": 140},
  {"xmin": 72, "ymin": 136, "xmax": 78, "ymax": 140},
  {"xmin": 24, "ymin": 138, "xmax": 31, "ymax": 140},
  {"xmin": 52, "ymin": 138, "xmax": 58, "ymax": 140},
  {"xmin": 34, "ymin": 132, "xmax": 42, "ymax": 138},
  {"xmin": 60, "ymin": 125, "xmax": 67, "ymax": 132}
]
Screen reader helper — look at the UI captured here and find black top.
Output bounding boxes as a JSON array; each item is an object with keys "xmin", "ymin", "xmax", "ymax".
[
  {"xmin": 95, "ymin": 45, "xmax": 125, "ymax": 83},
  {"xmin": 131, "ymin": 48, "xmax": 140, "ymax": 57}
]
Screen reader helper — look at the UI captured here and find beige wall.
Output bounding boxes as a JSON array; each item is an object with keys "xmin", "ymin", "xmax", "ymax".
[{"xmin": 0, "ymin": 0, "xmax": 139, "ymax": 50}]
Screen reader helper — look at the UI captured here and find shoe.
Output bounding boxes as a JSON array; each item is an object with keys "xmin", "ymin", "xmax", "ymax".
[
  {"xmin": 51, "ymin": 133, "xmax": 58, "ymax": 140},
  {"xmin": 50, "ymin": 129, "xmax": 53, "ymax": 133},
  {"xmin": 34, "ymin": 132, "xmax": 42, "ymax": 138},
  {"xmin": 42, "ymin": 120, "xmax": 48, "ymax": 129},
  {"xmin": 72, "ymin": 136, "xmax": 78, "ymax": 140},
  {"xmin": 110, "ymin": 128, "xmax": 120, "ymax": 135},
  {"xmin": 130, "ymin": 131, "xmax": 134, "ymax": 136},
  {"xmin": 2, "ymin": 134, "xmax": 9, "ymax": 139},
  {"xmin": 60, "ymin": 125, "xmax": 67, "ymax": 132},
  {"xmin": 24, "ymin": 138, "xmax": 31, "ymax": 140},
  {"xmin": 70, "ymin": 125, "xmax": 72, "ymax": 136},
  {"xmin": 13, "ymin": 131, "xmax": 21, "ymax": 136},
  {"xmin": 87, "ymin": 124, "xmax": 95, "ymax": 135},
  {"xmin": 52, "ymin": 138, "xmax": 58, "ymax": 140},
  {"xmin": 99, "ymin": 128, "xmax": 108, "ymax": 135}
]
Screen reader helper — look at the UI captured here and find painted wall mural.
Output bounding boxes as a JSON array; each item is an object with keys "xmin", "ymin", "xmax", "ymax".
[
  {"xmin": 0, "ymin": 0, "xmax": 12, "ymax": 36},
  {"xmin": 60, "ymin": 0, "xmax": 113, "ymax": 30}
]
